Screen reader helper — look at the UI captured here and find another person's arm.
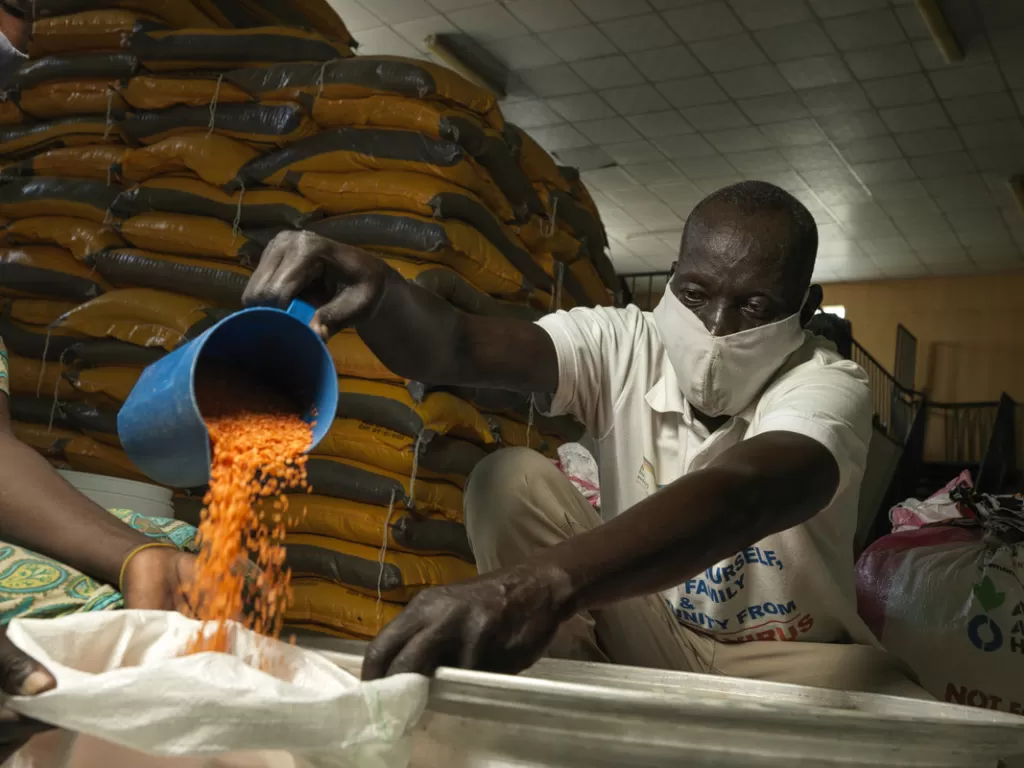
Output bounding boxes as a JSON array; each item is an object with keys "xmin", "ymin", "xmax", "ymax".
[
  {"xmin": 0, "ymin": 352, "xmax": 196, "ymax": 610},
  {"xmin": 243, "ymin": 231, "xmax": 559, "ymax": 392}
]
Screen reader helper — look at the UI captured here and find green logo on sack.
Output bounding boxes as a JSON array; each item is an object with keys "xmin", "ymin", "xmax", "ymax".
[{"xmin": 974, "ymin": 576, "xmax": 1006, "ymax": 613}]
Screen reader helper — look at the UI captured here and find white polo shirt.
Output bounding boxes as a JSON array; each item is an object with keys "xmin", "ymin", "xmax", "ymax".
[{"xmin": 537, "ymin": 305, "xmax": 878, "ymax": 647}]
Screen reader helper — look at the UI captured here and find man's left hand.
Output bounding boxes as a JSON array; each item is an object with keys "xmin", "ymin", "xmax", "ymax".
[{"xmin": 362, "ymin": 563, "xmax": 573, "ymax": 680}]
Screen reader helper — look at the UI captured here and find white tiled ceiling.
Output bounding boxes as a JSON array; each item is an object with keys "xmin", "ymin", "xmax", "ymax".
[{"xmin": 329, "ymin": 0, "xmax": 1024, "ymax": 282}]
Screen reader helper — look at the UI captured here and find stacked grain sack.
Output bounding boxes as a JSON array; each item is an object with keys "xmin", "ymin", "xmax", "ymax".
[{"xmin": 0, "ymin": 0, "xmax": 613, "ymax": 642}]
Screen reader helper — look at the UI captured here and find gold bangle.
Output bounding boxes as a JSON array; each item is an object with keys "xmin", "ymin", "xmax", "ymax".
[{"xmin": 118, "ymin": 542, "xmax": 177, "ymax": 594}]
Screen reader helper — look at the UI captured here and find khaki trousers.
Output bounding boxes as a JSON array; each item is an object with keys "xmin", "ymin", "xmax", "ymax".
[{"xmin": 464, "ymin": 447, "xmax": 931, "ymax": 699}]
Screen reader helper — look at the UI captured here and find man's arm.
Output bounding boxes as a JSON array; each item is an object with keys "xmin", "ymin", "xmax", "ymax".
[
  {"xmin": 540, "ymin": 431, "xmax": 838, "ymax": 611},
  {"xmin": 363, "ymin": 432, "xmax": 841, "ymax": 678},
  {"xmin": 0, "ymin": 393, "xmax": 153, "ymax": 587},
  {"xmin": 243, "ymin": 231, "xmax": 559, "ymax": 392}
]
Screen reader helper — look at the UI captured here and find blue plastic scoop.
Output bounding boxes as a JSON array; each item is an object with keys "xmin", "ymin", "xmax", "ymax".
[{"xmin": 118, "ymin": 300, "xmax": 338, "ymax": 489}]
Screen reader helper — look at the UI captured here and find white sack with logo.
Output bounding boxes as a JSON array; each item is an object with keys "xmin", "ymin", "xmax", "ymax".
[
  {"xmin": 856, "ymin": 500, "xmax": 1024, "ymax": 717},
  {"xmin": 5, "ymin": 611, "xmax": 429, "ymax": 768}
]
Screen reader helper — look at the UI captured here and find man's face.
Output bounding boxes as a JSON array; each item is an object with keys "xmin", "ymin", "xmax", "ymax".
[{"xmin": 670, "ymin": 205, "xmax": 810, "ymax": 338}]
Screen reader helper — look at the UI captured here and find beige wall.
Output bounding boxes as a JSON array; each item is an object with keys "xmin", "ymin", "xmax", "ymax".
[{"xmin": 824, "ymin": 274, "xmax": 1024, "ymax": 404}]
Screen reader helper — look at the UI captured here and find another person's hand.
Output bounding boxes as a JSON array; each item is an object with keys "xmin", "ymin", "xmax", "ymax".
[
  {"xmin": 120, "ymin": 546, "xmax": 197, "ymax": 614},
  {"xmin": 0, "ymin": 627, "xmax": 55, "ymax": 762},
  {"xmin": 243, "ymin": 231, "xmax": 389, "ymax": 340},
  {"xmin": 362, "ymin": 564, "xmax": 573, "ymax": 680}
]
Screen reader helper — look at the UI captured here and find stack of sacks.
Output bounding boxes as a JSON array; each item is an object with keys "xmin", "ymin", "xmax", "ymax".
[{"xmin": 0, "ymin": 0, "xmax": 614, "ymax": 641}]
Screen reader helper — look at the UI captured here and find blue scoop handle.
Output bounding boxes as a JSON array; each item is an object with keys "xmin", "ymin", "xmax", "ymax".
[{"xmin": 287, "ymin": 299, "xmax": 316, "ymax": 326}]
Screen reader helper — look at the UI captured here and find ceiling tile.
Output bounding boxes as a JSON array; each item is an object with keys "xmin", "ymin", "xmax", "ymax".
[
  {"xmin": 844, "ymin": 43, "xmax": 920, "ymax": 80},
  {"xmin": 447, "ymin": 4, "xmax": 529, "ymax": 39},
  {"xmin": 649, "ymin": 178, "xmax": 704, "ymax": 204},
  {"xmin": 657, "ymin": 75, "xmax": 729, "ymax": 108},
  {"xmin": 682, "ymin": 103, "xmax": 752, "ymax": 132},
  {"xmin": 576, "ymin": 117, "xmax": 642, "ymax": 144},
  {"xmin": 674, "ymin": 154, "xmax": 740, "ymax": 178},
  {"xmin": 504, "ymin": 0, "xmax": 588, "ymax": 32},
  {"xmin": 603, "ymin": 139, "xmax": 667, "ymax": 165},
  {"xmin": 756, "ymin": 22, "xmax": 835, "ymax": 62},
  {"xmin": 539, "ymin": 25, "xmax": 618, "ymax": 62},
  {"xmin": 909, "ymin": 152, "xmax": 978, "ymax": 180},
  {"xmin": 552, "ymin": 145, "xmax": 615, "ymax": 170},
  {"xmin": 654, "ymin": 133, "xmax": 718, "ymax": 159},
  {"xmin": 715, "ymin": 65, "xmax": 789, "ymax": 99},
  {"xmin": 879, "ymin": 102, "xmax": 949, "ymax": 133},
  {"xmin": 818, "ymin": 110, "xmax": 888, "ymax": 142},
  {"xmin": 607, "ymin": 185, "xmax": 660, "ymax": 208},
  {"xmin": 705, "ymin": 126, "xmax": 772, "ymax": 153},
  {"xmin": 777, "ymin": 55, "xmax": 852, "ymax": 90},
  {"xmin": 601, "ymin": 85, "xmax": 672, "ymax": 116},
  {"xmin": 625, "ymin": 161, "xmax": 684, "ymax": 185},
  {"xmin": 837, "ymin": 136, "xmax": 902, "ymax": 163},
  {"xmin": 759, "ymin": 118, "xmax": 827, "ymax": 147},
  {"xmin": 573, "ymin": 0, "xmax": 653, "ymax": 22},
  {"xmin": 627, "ymin": 110, "xmax": 695, "ymax": 138},
  {"xmin": 959, "ymin": 119, "xmax": 1024, "ymax": 150},
  {"xmin": 850, "ymin": 158, "xmax": 916, "ymax": 184},
  {"xmin": 829, "ymin": 202, "xmax": 889, "ymax": 223},
  {"xmin": 426, "ymin": 0, "xmax": 493, "ymax": 11},
  {"xmin": 737, "ymin": 93, "xmax": 809, "ymax": 124},
  {"xmin": 649, "ymin": 0, "xmax": 709, "ymax": 7},
  {"xmin": 547, "ymin": 93, "xmax": 617, "ymax": 121},
  {"xmin": 879, "ymin": 196, "xmax": 941, "ymax": 218},
  {"xmin": 629, "ymin": 45, "xmax": 705, "ymax": 81},
  {"xmin": 581, "ymin": 165, "xmax": 642, "ymax": 192},
  {"xmin": 862, "ymin": 73, "xmax": 936, "ymax": 108},
  {"xmin": 783, "ymin": 144, "xmax": 844, "ymax": 170},
  {"xmin": 823, "ymin": 10, "xmax": 905, "ymax": 51},
  {"xmin": 944, "ymin": 93, "xmax": 1019, "ymax": 126},
  {"xmin": 329, "ymin": 0, "xmax": 382, "ymax": 32},
  {"xmin": 694, "ymin": 174, "xmax": 745, "ymax": 193},
  {"xmin": 356, "ymin": 0, "xmax": 434, "ymax": 24},
  {"xmin": 518, "ymin": 64, "xmax": 590, "ymax": 96},
  {"xmin": 572, "ymin": 56, "xmax": 646, "ymax": 89},
  {"xmin": 971, "ymin": 144, "xmax": 1024, "ymax": 173},
  {"xmin": 689, "ymin": 34, "xmax": 767, "ymax": 72},
  {"xmin": 869, "ymin": 178, "xmax": 929, "ymax": 201},
  {"xmin": 485, "ymin": 35, "xmax": 561, "ymax": 70},
  {"xmin": 600, "ymin": 13, "xmax": 681, "ymax": 52},
  {"xmin": 807, "ymin": 0, "xmax": 889, "ymax": 18},
  {"xmin": 355, "ymin": 26, "xmax": 422, "ymax": 56},
  {"xmin": 928, "ymin": 64, "xmax": 1007, "ymax": 100},
  {"xmin": 727, "ymin": 149, "xmax": 791, "ymax": 173},
  {"xmin": 664, "ymin": 3, "xmax": 744, "ymax": 42},
  {"xmin": 391, "ymin": 14, "xmax": 460, "ymax": 51},
  {"xmin": 893, "ymin": 4, "xmax": 931, "ymax": 40},
  {"xmin": 894, "ymin": 128, "xmax": 963, "ymax": 157},
  {"xmin": 528, "ymin": 124, "xmax": 591, "ymax": 151},
  {"xmin": 729, "ymin": 0, "xmax": 813, "ymax": 29},
  {"xmin": 501, "ymin": 99, "xmax": 563, "ymax": 128},
  {"xmin": 799, "ymin": 83, "xmax": 871, "ymax": 117}
]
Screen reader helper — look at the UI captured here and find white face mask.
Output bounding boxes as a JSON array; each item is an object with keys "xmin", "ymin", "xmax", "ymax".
[
  {"xmin": 652, "ymin": 285, "xmax": 807, "ymax": 418},
  {"xmin": 0, "ymin": 31, "xmax": 26, "ymax": 90}
]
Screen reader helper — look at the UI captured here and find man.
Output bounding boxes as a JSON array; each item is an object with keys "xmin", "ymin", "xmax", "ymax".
[{"xmin": 246, "ymin": 181, "xmax": 925, "ymax": 697}]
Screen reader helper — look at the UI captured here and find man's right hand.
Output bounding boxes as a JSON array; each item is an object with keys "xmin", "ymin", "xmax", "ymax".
[
  {"xmin": 242, "ymin": 230, "xmax": 389, "ymax": 340},
  {"xmin": 0, "ymin": 627, "xmax": 55, "ymax": 762}
]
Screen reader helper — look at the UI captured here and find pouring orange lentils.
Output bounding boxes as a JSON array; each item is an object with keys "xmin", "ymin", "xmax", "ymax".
[{"xmin": 185, "ymin": 364, "xmax": 312, "ymax": 655}]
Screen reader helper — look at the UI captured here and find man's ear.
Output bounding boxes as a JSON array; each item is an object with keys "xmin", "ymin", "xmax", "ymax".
[{"xmin": 801, "ymin": 284, "xmax": 823, "ymax": 327}]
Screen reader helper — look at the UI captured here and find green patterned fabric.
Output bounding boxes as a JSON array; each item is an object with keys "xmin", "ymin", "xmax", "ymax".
[{"xmin": 0, "ymin": 509, "xmax": 200, "ymax": 625}]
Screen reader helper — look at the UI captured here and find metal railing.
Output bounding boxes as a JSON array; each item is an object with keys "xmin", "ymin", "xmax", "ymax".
[
  {"xmin": 851, "ymin": 340, "xmax": 924, "ymax": 446},
  {"xmin": 924, "ymin": 401, "xmax": 1001, "ymax": 465}
]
